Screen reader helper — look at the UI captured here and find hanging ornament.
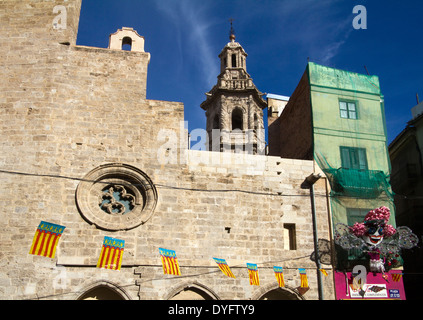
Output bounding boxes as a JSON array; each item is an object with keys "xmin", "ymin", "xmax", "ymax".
[{"xmin": 334, "ymin": 206, "xmax": 418, "ymax": 273}]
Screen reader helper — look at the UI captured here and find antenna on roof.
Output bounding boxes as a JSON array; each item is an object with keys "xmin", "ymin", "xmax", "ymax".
[
  {"xmin": 417, "ymin": 93, "xmax": 420, "ymax": 104},
  {"xmin": 229, "ymin": 18, "xmax": 235, "ymax": 41},
  {"xmin": 364, "ymin": 65, "xmax": 370, "ymax": 75}
]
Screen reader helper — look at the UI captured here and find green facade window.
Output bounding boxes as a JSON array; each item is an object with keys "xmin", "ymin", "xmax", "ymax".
[
  {"xmin": 346, "ymin": 208, "xmax": 372, "ymax": 225},
  {"xmin": 339, "ymin": 101, "xmax": 357, "ymax": 119},
  {"xmin": 340, "ymin": 146, "xmax": 368, "ymax": 170}
]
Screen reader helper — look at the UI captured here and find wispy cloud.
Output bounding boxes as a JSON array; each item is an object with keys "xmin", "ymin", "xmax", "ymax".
[
  {"xmin": 270, "ymin": 0, "xmax": 353, "ymax": 65},
  {"xmin": 155, "ymin": 0, "xmax": 219, "ymax": 87}
]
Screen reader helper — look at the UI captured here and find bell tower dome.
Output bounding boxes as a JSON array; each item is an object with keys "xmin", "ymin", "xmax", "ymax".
[{"xmin": 200, "ymin": 22, "xmax": 267, "ymax": 154}]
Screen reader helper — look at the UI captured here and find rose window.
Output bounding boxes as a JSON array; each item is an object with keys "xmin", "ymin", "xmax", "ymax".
[
  {"xmin": 76, "ymin": 163, "xmax": 158, "ymax": 231},
  {"xmin": 99, "ymin": 185, "xmax": 136, "ymax": 215}
]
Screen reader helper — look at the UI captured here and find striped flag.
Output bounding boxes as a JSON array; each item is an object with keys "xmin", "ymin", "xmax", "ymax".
[
  {"xmin": 247, "ymin": 263, "xmax": 260, "ymax": 286},
  {"xmin": 299, "ymin": 268, "xmax": 309, "ymax": 288},
  {"xmin": 273, "ymin": 266, "xmax": 285, "ymax": 287},
  {"xmin": 320, "ymin": 269, "xmax": 328, "ymax": 276},
  {"xmin": 159, "ymin": 248, "xmax": 181, "ymax": 276},
  {"xmin": 213, "ymin": 258, "xmax": 236, "ymax": 278},
  {"xmin": 391, "ymin": 273, "xmax": 403, "ymax": 282},
  {"xmin": 96, "ymin": 237, "xmax": 125, "ymax": 270},
  {"xmin": 29, "ymin": 221, "xmax": 65, "ymax": 259}
]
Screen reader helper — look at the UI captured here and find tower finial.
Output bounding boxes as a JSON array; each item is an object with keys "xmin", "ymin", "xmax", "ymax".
[{"xmin": 229, "ymin": 18, "xmax": 235, "ymax": 41}]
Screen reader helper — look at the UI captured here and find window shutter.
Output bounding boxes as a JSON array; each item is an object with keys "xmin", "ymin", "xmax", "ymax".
[
  {"xmin": 340, "ymin": 147, "xmax": 351, "ymax": 168},
  {"xmin": 358, "ymin": 148, "xmax": 368, "ymax": 170}
]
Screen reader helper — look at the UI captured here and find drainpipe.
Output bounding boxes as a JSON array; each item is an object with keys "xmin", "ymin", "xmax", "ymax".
[{"xmin": 305, "ymin": 173, "xmax": 324, "ymax": 300}]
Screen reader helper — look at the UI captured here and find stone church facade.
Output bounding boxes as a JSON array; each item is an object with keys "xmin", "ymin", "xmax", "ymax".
[{"xmin": 0, "ymin": 0, "xmax": 334, "ymax": 300}]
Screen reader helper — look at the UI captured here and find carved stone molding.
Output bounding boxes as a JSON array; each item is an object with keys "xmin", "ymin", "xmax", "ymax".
[{"xmin": 76, "ymin": 163, "xmax": 158, "ymax": 231}]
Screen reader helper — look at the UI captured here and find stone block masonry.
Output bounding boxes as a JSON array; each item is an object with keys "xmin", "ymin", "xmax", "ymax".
[{"xmin": 0, "ymin": 0, "xmax": 335, "ymax": 300}]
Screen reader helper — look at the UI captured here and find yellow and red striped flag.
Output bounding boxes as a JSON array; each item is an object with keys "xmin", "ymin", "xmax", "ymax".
[
  {"xmin": 299, "ymin": 268, "xmax": 309, "ymax": 288},
  {"xmin": 273, "ymin": 266, "xmax": 285, "ymax": 287},
  {"xmin": 29, "ymin": 221, "xmax": 65, "ymax": 259},
  {"xmin": 159, "ymin": 248, "xmax": 181, "ymax": 276},
  {"xmin": 213, "ymin": 258, "xmax": 236, "ymax": 278},
  {"xmin": 391, "ymin": 273, "xmax": 403, "ymax": 282},
  {"xmin": 97, "ymin": 237, "xmax": 125, "ymax": 270},
  {"xmin": 247, "ymin": 263, "xmax": 260, "ymax": 286}
]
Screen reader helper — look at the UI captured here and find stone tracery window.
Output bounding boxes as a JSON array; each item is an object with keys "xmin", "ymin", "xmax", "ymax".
[
  {"xmin": 99, "ymin": 185, "xmax": 135, "ymax": 215},
  {"xmin": 76, "ymin": 163, "xmax": 157, "ymax": 231}
]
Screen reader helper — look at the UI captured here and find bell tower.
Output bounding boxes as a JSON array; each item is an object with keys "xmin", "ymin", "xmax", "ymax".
[{"xmin": 200, "ymin": 21, "xmax": 267, "ymax": 154}]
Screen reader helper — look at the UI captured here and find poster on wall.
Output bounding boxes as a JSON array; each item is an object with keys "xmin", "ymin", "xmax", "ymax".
[{"xmin": 334, "ymin": 271, "xmax": 406, "ymax": 300}]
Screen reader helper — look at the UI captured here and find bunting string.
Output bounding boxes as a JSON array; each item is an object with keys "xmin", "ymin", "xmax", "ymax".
[
  {"xmin": 27, "ymin": 220, "xmax": 323, "ymax": 291},
  {"xmin": 22, "ymin": 216, "xmax": 417, "ymax": 301}
]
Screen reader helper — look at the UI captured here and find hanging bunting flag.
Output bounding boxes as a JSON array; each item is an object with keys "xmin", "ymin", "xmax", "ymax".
[
  {"xmin": 299, "ymin": 268, "xmax": 309, "ymax": 288},
  {"xmin": 96, "ymin": 236, "xmax": 125, "ymax": 271},
  {"xmin": 320, "ymin": 269, "xmax": 328, "ymax": 276},
  {"xmin": 391, "ymin": 273, "xmax": 402, "ymax": 282},
  {"xmin": 273, "ymin": 266, "xmax": 285, "ymax": 287},
  {"xmin": 213, "ymin": 258, "xmax": 236, "ymax": 278},
  {"xmin": 247, "ymin": 263, "xmax": 260, "ymax": 286},
  {"xmin": 159, "ymin": 248, "xmax": 181, "ymax": 276},
  {"xmin": 29, "ymin": 221, "xmax": 65, "ymax": 259}
]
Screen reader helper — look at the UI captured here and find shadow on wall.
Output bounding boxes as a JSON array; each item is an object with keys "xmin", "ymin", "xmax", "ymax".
[{"xmin": 310, "ymin": 238, "xmax": 333, "ymax": 265}]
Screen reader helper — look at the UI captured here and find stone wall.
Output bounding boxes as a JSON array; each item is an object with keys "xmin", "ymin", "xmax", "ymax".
[{"xmin": 0, "ymin": 0, "xmax": 335, "ymax": 300}]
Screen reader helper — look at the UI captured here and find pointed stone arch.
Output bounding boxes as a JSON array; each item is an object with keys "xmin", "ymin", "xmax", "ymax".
[
  {"xmin": 250, "ymin": 282, "xmax": 304, "ymax": 300},
  {"xmin": 75, "ymin": 280, "xmax": 133, "ymax": 300},
  {"xmin": 165, "ymin": 281, "xmax": 221, "ymax": 300}
]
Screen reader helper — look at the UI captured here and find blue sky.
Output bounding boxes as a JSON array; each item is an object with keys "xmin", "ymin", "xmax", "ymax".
[{"xmin": 77, "ymin": 0, "xmax": 423, "ymax": 145}]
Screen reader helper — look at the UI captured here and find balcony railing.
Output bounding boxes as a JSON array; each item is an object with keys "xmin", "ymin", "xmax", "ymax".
[{"xmin": 327, "ymin": 167, "xmax": 393, "ymax": 199}]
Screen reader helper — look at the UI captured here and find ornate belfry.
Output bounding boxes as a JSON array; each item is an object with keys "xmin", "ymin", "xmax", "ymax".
[{"xmin": 200, "ymin": 22, "xmax": 267, "ymax": 154}]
